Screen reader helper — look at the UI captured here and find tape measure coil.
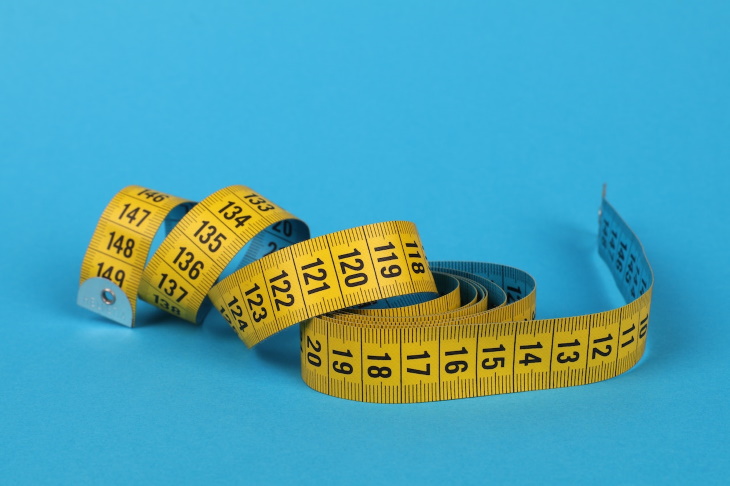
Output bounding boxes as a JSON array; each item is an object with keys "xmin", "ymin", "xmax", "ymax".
[{"xmin": 78, "ymin": 186, "xmax": 653, "ymax": 403}]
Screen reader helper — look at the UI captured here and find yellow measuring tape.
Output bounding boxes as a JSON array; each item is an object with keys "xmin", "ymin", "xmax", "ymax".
[{"xmin": 79, "ymin": 185, "xmax": 653, "ymax": 403}]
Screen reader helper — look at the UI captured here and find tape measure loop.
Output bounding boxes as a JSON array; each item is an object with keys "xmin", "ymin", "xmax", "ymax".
[
  {"xmin": 209, "ymin": 220, "xmax": 437, "ymax": 348},
  {"xmin": 137, "ymin": 185, "xmax": 310, "ymax": 324},
  {"xmin": 78, "ymin": 186, "xmax": 194, "ymax": 326}
]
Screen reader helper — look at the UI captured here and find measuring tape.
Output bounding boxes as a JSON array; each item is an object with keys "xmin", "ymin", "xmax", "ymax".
[{"xmin": 79, "ymin": 185, "xmax": 653, "ymax": 403}]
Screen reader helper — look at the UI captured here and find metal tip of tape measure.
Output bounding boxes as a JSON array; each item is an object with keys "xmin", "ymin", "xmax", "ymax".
[
  {"xmin": 598, "ymin": 183, "xmax": 608, "ymax": 221},
  {"xmin": 77, "ymin": 278, "xmax": 133, "ymax": 327}
]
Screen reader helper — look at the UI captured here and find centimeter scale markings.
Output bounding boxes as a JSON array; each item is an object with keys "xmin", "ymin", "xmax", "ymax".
[
  {"xmin": 138, "ymin": 186, "xmax": 309, "ymax": 323},
  {"xmin": 210, "ymin": 220, "xmax": 437, "ymax": 347},
  {"xmin": 79, "ymin": 186, "xmax": 653, "ymax": 403}
]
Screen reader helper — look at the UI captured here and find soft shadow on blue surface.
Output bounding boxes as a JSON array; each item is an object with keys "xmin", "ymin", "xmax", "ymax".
[{"xmin": 254, "ymin": 325, "xmax": 302, "ymax": 375}]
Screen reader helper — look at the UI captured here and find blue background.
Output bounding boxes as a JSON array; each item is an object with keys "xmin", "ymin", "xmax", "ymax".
[{"xmin": 2, "ymin": 1, "xmax": 728, "ymax": 484}]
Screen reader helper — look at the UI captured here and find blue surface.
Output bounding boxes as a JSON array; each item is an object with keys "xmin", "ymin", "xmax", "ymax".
[{"xmin": 2, "ymin": 1, "xmax": 728, "ymax": 484}]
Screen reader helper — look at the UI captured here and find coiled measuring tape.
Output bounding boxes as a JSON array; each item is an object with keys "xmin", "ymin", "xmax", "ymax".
[{"xmin": 78, "ymin": 185, "xmax": 653, "ymax": 403}]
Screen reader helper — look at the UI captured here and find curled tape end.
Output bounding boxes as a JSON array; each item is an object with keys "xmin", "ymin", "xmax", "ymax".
[
  {"xmin": 77, "ymin": 278, "xmax": 134, "ymax": 327},
  {"xmin": 598, "ymin": 183, "xmax": 608, "ymax": 220}
]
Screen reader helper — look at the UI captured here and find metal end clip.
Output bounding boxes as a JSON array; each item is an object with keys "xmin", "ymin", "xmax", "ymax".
[
  {"xmin": 77, "ymin": 278, "xmax": 133, "ymax": 327},
  {"xmin": 598, "ymin": 183, "xmax": 608, "ymax": 221}
]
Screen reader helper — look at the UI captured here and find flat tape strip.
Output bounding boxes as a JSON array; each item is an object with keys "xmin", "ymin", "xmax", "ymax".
[{"xmin": 79, "ymin": 186, "xmax": 653, "ymax": 403}]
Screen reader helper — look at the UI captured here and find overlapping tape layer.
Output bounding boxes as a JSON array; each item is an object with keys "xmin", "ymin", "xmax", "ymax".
[{"xmin": 79, "ymin": 186, "xmax": 653, "ymax": 403}]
